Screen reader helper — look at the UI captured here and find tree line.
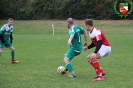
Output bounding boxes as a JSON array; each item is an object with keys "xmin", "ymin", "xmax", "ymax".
[{"xmin": 0, "ymin": 0, "xmax": 133, "ymax": 20}]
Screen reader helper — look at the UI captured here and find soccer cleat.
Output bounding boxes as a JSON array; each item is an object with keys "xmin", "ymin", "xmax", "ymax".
[
  {"xmin": 94, "ymin": 70, "xmax": 105, "ymax": 78},
  {"xmin": 61, "ymin": 69, "xmax": 68, "ymax": 75},
  {"xmin": 68, "ymin": 74, "xmax": 76, "ymax": 78},
  {"xmin": 93, "ymin": 76, "xmax": 104, "ymax": 82},
  {"xmin": 12, "ymin": 60, "xmax": 19, "ymax": 64},
  {"xmin": 101, "ymin": 70, "xmax": 105, "ymax": 76}
]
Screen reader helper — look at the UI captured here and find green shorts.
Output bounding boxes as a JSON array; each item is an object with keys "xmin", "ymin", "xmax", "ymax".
[
  {"xmin": 65, "ymin": 47, "xmax": 81, "ymax": 60},
  {"xmin": 0, "ymin": 41, "xmax": 12, "ymax": 49}
]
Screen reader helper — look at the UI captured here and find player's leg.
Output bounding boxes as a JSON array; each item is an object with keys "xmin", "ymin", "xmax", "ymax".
[
  {"xmin": 0, "ymin": 48, "xmax": 3, "ymax": 66},
  {"xmin": 88, "ymin": 45, "xmax": 111, "ymax": 81},
  {"xmin": 63, "ymin": 57, "xmax": 76, "ymax": 77},
  {"xmin": 87, "ymin": 53, "xmax": 104, "ymax": 81},
  {"xmin": 9, "ymin": 46, "xmax": 19, "ymax": 64},
  {"xmin": 96, "ymin": 53, "xmax": 105, "ymax": 76},
  {"xmin": 0, "ymin": 42, "xmax": 4, "ymax": 66},
  {"xmin": 62, "ymin": 48, "xmax": 80, "ymax": 77},
  {"xmin": 95, "ymin": 45, "xmax": 111, "ymax": 77},
  {"xmin": 87, "ymin": 53, "xmax": 103, "ymax": 75},
  {"xmin": 5, "ymin": 41, "xmax": 19, "ymax": 64}
]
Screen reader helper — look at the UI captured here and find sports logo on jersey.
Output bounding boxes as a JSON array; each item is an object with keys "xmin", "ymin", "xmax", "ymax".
[
  {"xmin": 114, "ymin": 0, "xmax": 133, "ymax": 17},
  {"xmin": 4, "ymin": 32, "xmax": 11, "ymax": 35},
  {"xmin": 75, "ymin": 29, "xmax": 80, "ymax": 33}
]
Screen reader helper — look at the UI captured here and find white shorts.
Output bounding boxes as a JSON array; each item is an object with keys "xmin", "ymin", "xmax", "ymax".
[{"xmin": 98, "ymin": 45, "xmax": 111, "ymax": 58}]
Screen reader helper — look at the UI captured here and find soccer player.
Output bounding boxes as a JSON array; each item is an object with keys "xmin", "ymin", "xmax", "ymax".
[
  {"xmin": 0, "ymin": 18, "xmax": 19, "ymax": 65},
  {"xmin": 61, "ymin": 18, "xmax": 87, "ymax": 78},
  {"xmin": 83, "ymin": 19, "xmax": 111, "ymax": 81}
]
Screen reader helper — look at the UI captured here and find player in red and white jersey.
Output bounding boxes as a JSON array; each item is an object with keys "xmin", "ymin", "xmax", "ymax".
[{"xmin": 83, "ymin": 19, "xmax": 111, "ymax": 82}]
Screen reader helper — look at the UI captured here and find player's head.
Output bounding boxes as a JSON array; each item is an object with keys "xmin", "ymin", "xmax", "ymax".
[
  {"xmin": 84, "ymin": 19, "xmax": 93, "ymax": 31},
  {"xmin": 66, "ymin": 18, "xmax": 74, "ymax": 29},
  {"xmin": 8, "ymin": 18, "xmax": 13, "ymax": 27}
]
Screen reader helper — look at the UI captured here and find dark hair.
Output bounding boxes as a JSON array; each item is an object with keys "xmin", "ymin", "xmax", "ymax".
[
  {"xmin": 84, "ymin": 19, "xmax": 93, "ymax": 26},
  {"xmin": 66, "ymin": 18, "xmax": 74, "ymax": 24}
]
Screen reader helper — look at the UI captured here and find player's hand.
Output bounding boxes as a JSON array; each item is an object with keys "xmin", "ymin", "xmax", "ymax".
[
  {"xmin": 90, "ymin": 53, "xmax": 97, "ymax": 60},
  {"xmin": 83, "ymin": 46, "xmax": 88, "ymax": 51},
  {"xmin": 84, "ymin": 42, "xmax": 87, "ymax": 47},
  {"xmin": 83, "ymin": 42, "xmax": 88, "ymax": 51},
  {"xmin": 68, "ymin": 41, "xmax": 72, "ymax": 46}
]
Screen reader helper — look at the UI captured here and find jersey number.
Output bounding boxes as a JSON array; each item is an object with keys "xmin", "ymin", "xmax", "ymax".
[{"xmin": 78, "ymin": 33, "xmax": 80, "ymax": 42}]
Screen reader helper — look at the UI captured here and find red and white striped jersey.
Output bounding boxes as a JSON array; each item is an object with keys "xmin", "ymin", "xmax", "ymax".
[{"xmin": 89, "ymin": 27, "xmax": 110, "ymax": 46}]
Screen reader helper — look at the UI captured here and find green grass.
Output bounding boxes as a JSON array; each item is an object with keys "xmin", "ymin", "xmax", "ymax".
[{"xmin": 0, "ymin": 20, "xmax": 133, "ymax": 88}]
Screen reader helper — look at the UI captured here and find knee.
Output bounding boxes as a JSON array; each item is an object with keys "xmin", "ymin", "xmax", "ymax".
[
  {"xmin": 87, "ymin": 55, "xmax": 91, "ymax": 62},
  {"xmin": 0, "ymin": 49, "xmax": 3, "ymax": 55},
  {"xmin": 63, "ymin": 57, "xmax": 70, "ymax": 63},
  {"xmin": 11, "ymin": 48, "xmax": 15, "ymax": 51},
  {"xmin": 0, "ymin": 49, "xmax": 3, "ymax": 53}
]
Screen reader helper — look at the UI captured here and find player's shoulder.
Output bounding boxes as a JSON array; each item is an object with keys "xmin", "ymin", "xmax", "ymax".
[
  {"xmin": 91, "ymin": 27, "xmax": 101, "ymax": 35},
  {"xmin": 73, "ymin": 25, "xmax": 78, "ymax": 29},
  {"xmin": 2, "ymin": 24, "xmax": 7, "ymax": 27},
  {"xmin": 74, "ymin": 25, "xmax": 84, "ymax": 30},
  {"xmin": 93, "ymin": 27, "xmax": 101, "ymax": 32},
  {"xmin": 1, "ymin": 24, "xmax": 7, "ymax": 30},
  {"xmin": 71, "ymin": 25, "xmax": 78, "ymax": 31},
  {"xmin": 74, "ymin": 25, "xmax": 81, "ymax": 28}
]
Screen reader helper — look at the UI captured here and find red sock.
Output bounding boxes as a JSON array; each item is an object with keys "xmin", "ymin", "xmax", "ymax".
[{"xmin": 89, "ymin": 60, "xmax": 102, "ymax": 76}]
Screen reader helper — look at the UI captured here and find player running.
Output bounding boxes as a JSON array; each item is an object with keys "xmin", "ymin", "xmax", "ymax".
[
  {"xmin": 0, "ymin": 18, "xmax": 19, "ymax": 65},
  {"xmin": 61, "ymin": 18, "xmax": 87, "ymax": 78},
  {"xmin": 83, "ymin": 19, "xmax": 111, "ymax": 81}
]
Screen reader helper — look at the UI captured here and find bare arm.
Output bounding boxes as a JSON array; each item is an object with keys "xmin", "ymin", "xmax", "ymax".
[
  {"xmin": 68, "ymin": 34, "xmax": 74, "ymax": 46},
  {"xmin": 83, "ymin": 32, "xmax": 87, "ymax": 45}
]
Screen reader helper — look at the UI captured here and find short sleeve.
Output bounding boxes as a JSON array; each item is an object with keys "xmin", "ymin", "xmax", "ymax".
[
  {"xmin": 93, "ymin": 29, "xmax": 102, "ymax": 41},
  {"xmin": 0, "ymin": 24, "xmax": 6, "ymax": 34},
  {"xmin": 80, "ymin": 27, "xmax": 85, "ymax": 34},
  {"xmin": 70, "ymin": 27, "xmax": 75, "ymax": 35}
]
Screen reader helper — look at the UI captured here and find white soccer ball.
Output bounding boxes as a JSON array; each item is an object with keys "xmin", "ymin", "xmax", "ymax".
[{"xmin": 57, "ymin": 66, "xmax": 65, "ymax": 74}]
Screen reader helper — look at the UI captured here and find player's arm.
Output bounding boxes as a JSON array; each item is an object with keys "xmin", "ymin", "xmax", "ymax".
[
  {"xmin": 10, "ymin": 33, "xmax": 13, "ymax": 44},
  {"xmin": 0, "ymin": 33, "xmax": 4, "ymax": 43},
  {"xmin": 84, "ymin": 42, "xmax": 95, "ymax": 51},
  {"xmin": 88, "ymin": 42, "xmax": 95, "ymax": 49},
  {"xmin": 80, "ymin": 27, "xmax": 87, "ymax": 46},
  {"xmin": 90, "ymin": 35, "xmax": 102, "ymax": 59},
  {"xmin": 68, "ymin": 34, "xmax": 74, "ymax": 46},
  {"xmin": 83, "ymin": 31, "xmax": 87, "ymax": 46},
  {"xmin": 94, "ymin": 36, "xmax": 102, "ymax": 54},
  {"xmin": 94, "ymin": 40, "xmax": 102, "ymax": 53},
  {"xmin": 0, "ymin": 25, "xmax": 5, "ymax": 43}
]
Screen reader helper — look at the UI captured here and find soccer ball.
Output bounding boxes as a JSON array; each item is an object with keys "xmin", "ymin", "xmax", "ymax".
[{"xmin": 57, "ymin": 66, "xmax": 65, "ymax": 74}]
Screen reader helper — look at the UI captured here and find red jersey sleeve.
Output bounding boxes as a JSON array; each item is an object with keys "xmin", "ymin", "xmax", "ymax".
[{"xmin": 90, "ymin": 28, "xmax": 110, "ymax": 46}]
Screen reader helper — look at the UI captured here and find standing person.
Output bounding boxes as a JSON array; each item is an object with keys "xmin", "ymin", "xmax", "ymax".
[
  {"xmin": 61, "ymin": 18, "xmax": 87, "ymax": 78},
  {"xmin": 84, "ymin": 19, "xmax": 111, "ymax": 81},
  {"xmin": 0, "ymin": 18, "xmax": 19, "ymax": 65}
]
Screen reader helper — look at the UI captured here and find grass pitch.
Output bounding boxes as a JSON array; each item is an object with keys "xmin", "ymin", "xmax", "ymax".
[{"xmin": 0, "ymin": 20, "xmax": 133, "ymax": 88}]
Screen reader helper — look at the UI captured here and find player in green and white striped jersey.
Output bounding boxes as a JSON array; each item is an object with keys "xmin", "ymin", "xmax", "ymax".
[
  {"xmin": 61, "ymin": 18, "xmax": 87, "ymax": 77},
  {"xmin": 0, "ymin": 18, "xmax": 19, "ymax": 65}
]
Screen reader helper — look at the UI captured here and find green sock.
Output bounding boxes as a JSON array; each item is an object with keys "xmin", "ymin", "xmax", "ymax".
[
  {"xmin": 65, "ymin": 62, "xmax": 76, "ymax": 76},
  {"xmin": 71, "ymin": 71, "xmax": 76, "ymax": 76},
  {"xmin": 11, "ymin": 51, "xmax": 15, "ymax": 59}
]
